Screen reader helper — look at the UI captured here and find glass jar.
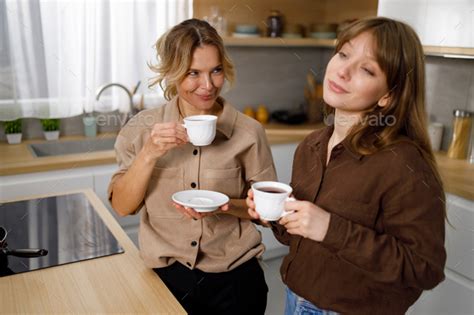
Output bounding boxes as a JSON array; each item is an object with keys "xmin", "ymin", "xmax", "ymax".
[
  {"xmin": 204, "ymin": 6, "xmax": 227, "ymax": 36},
  {"xmin": 266, "ymin": 10, "xmax": 283, "ymax": 37},
  {"xmin": 447, "ymin": 109, "xmax": 472, "ymax": 159}
]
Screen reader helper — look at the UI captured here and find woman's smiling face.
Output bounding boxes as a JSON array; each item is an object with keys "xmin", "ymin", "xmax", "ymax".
[
  {"xmin": 177, "ymin": 44, "xmax": 225, "ymax": 113},
  {"xmin": 323, "ymin": 31, "xmax": 390, "ymax": 116}
]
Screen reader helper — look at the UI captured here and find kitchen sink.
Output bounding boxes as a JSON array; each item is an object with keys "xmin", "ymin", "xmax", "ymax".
[{"xmin": 28, "ymin": 137, "xmax": 116, "ymax": 157}]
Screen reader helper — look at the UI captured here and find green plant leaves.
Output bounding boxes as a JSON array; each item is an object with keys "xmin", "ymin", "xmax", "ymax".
[
  {"xmin": 4, "ymin": 119, "xmax": 22, "ymax": 134},
  {"xmin": 40, "ymin": 119, "xmax": 60, "ymax": 131}
]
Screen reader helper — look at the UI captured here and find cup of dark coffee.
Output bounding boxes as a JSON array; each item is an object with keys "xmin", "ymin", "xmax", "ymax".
[{"xmin": 251, "ymin": 181, "xmax": 294, "ymax": 221}]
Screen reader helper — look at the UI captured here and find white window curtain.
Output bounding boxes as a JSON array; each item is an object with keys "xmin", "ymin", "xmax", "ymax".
[{"xmin": 0, "ymin": 0, "xmax": 192, "ymax": 120}]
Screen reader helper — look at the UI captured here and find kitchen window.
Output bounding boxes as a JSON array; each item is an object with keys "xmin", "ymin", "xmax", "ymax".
[{"xmin": 0, "ymin": 0, "xmax": 192, "ymax": 120}]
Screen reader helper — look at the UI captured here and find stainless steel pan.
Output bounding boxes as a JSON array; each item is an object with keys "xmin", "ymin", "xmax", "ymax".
[{"xmin": 0, "ymin": 226, "xmax": 48, "ymax": 258}]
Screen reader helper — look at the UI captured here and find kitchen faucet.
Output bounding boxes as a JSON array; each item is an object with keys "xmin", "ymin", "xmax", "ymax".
[{"xmin": 95, "ymin": 83, "xmax": 138, "ymax": 127}]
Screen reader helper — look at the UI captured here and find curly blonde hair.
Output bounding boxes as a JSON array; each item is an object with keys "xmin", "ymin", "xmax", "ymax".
[{"xmin": 149, "ymin": 19, "xmax": 235, "ymax": 100}]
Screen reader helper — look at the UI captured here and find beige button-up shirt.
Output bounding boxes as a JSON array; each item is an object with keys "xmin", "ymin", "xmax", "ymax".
[{"xmin": 108, "ymin": 96, "xmax": 277, "ymax": 272}]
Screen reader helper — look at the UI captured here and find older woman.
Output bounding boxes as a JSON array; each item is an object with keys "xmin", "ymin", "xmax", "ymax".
[{"xmin": 108, "ymin": 19, "xmax": 276, "ymax": 314}]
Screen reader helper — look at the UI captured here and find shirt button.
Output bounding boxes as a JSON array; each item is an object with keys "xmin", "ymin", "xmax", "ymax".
[
  {"xmin": 193, "ymin": 149, "xmax": 198, "ymax": 155},
  {"xmin": 191, "ymin": 182, "xmax": 196, "ymax": 188},
  {"xmin": 191, "ymin": 241, "xmax": 197, "ymax": 247},
  {"xmin": 186, "ymin": 262, "xmax": 191, "ymax": 267}
]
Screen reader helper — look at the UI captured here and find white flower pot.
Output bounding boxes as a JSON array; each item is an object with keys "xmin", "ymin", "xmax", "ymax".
[
  {"xmin": 6, "ymin": 133, "xmax": 22, "ymax": 144},
  {"xmin": 44, "ymin": 130, "xmax": 60, "ymax": 141}
]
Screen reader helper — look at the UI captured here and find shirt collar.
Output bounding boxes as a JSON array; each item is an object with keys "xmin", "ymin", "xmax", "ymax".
[
  {"xmin": 308, "ymin": 125, "xmax": 363, "ymax": 161},
  {"xmin": 307, "ymin": 125, "xmax": 332, "ymax": 149},
  {"xmin": 342, "ymin": 138, "xmax": 364, "ymax": 160},
  {"xmin": 215, "ymin": 97, "xmax": 236, "ymax": 139},
  {"xmin": 164, "ymin": 96, "xmax": 180, "ymax": 122}
]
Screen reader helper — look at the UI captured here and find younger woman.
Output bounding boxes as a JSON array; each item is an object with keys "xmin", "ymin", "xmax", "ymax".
[{"xmin": 247, "ymin": 17, "xmax": 446, "ymax": 315}]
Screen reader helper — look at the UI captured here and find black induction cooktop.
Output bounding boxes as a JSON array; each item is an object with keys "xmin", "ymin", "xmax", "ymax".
[{"xmin": 0, "ymin": 193, "xmax": 124, "ymax": 277}]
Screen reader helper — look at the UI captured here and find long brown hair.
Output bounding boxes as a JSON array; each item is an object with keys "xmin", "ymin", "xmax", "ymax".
[
  {"xmin": 149, "ymin": 19, "xmax": 235, "ymax": 100},
  {"xmin": 326, "ymin": 17, "xmax": 443, "ymax": 189}
]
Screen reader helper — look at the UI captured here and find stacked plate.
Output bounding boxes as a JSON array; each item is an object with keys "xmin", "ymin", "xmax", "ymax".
[
  {"xmin": 233, "ymin": 24, "xmax": 260, "ymax": 38},
  {"xmin": 309, "ymin": 23, "xmax": 338, "ymax": 39},
  {"xmin": 309, "ymin": 32, "xmax": 336, "ymax": 39}
]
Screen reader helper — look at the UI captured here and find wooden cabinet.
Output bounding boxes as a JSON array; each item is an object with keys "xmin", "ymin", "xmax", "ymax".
[
  {"xmin": 193, "ymin": 0, "xmax": 377, "ymax": 36},
  {"xmin": 195, "ymin": 0, "xmax": 474, "ymax": 56},
  {"xmin": 408, "ymin": 194, "xmax": 474, "ymax": 314},
  {"xmin": 378, "ymin": 0, "xmax": 474, "ymax": 57},
  {"xmin": 0, "ymin": 168, "xmax": 94, "ymax": 200}
]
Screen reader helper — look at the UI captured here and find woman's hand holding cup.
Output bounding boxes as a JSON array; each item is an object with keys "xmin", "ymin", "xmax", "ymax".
[
  {"xmin": 247, "ymin": 181, "xmax": 296, "ymax": 226},
  {"xmin": 142, "ymin": 122, "xmax": 189, "ymax": 162},
  {"xmin": 279, "ymin": 200, "xmax": 330, "ymax": 242},
  {"xmin": 247, "ymin": 181, "xmax": 331, "ymax": 241}
]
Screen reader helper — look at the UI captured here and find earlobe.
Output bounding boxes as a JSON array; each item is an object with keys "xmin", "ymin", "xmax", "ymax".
[{"xmin": 378, "ymin": 93, "xmax": 391, "ymax": 107}]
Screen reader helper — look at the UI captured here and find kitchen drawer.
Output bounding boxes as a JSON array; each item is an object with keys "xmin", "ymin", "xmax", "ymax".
[
  {"xmin": 445, "ymin": 193, "xmax": 474, "ymax": 280},
  {"xmin": 0, "ymin": 168, "xmax": 94, "ymax": 201},
  {"xmin": 408, "ymin": 269, "xmax": 474, "ymax": 315}
]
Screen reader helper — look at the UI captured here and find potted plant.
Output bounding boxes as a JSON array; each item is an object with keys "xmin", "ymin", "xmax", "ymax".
[
  {"xmin": 4, "ymin": 119, "xmax": 22, "ymax": 144},
  {"xmin": 41, "ymin": 118, "xmax": 60, "ymax": 141}
]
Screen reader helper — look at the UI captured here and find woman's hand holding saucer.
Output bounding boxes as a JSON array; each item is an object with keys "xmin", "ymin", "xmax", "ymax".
[{"xmin": 172, "ymin": 202, "xmax": 229, "ymax": 220}]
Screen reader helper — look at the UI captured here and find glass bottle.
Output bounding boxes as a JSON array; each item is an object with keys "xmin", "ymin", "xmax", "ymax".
[
  {"xmin": 447, "ymin": 109, "xmax": 472, "ymax": 159},
  {"xmin": 266, "ymin": 10, "xmax": 283, "ymax": 37}
]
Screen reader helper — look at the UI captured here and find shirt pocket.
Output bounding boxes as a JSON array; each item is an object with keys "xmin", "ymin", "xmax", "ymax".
[
  {"xmin": 146, "ymin": 167, "xmax": 184, "ymax": 219},
  {"xmin": 201, "ymin": 167, "xmax": 243, "ymax": 198},
  {"xmin": 330, "ymin": 198, "xmax": 379, "ymax": 228}
]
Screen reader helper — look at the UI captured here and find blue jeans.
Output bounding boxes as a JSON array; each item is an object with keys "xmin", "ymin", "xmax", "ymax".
[{"xmin": 285, "ymin": 287, "xmax": 339, "ymax": 315}]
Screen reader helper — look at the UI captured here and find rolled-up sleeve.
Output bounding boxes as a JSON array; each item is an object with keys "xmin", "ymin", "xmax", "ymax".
[{"xmin": 107, "ymin": 130, "xmax": 146, "ymax": 214}]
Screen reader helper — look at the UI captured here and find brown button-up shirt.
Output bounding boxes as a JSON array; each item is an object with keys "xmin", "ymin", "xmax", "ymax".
[
  {"xmin": 272, "ymin": 126, "xmax": 446, "ymax": 315},
  {"xmin": 108, "ymin": 96, "xmax": 277, "ymax": 272}
]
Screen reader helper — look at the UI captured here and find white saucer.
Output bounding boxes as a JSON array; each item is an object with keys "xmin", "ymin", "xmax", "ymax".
[{"xmin": 172, "ymin": 190, "xmax": 230, "ymax": 212}]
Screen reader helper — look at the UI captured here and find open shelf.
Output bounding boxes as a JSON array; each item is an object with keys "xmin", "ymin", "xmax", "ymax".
[
  {"xmin": 223, "ymin": 37, "xmax": 336, "ymax": 48},
  {"xmin": 224, "ymin": 37, "xmax": 474, "ymax": 58},
  {"xmin": 423, "ymin": 46, "xmax": 474, "ymax": 59}
]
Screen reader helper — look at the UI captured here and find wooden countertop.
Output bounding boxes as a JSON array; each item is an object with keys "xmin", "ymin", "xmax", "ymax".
[
  {"xmin": 0, "ymin": 133, "xmax": 118, "ymax": 176},
  {"xmin": 0, "ymin": 189, "xmax": 186, "ymax": 314},
  {"xmin": 1, "ymin": 123, "xmax": 473, "ymax": 201},
  {"xmin": 0, "ymin": 124, "xmax": 322, "ymax": 176},
  {"xmin": 435, "ymin": 153, "xmax": 474, "ymax": 202}
]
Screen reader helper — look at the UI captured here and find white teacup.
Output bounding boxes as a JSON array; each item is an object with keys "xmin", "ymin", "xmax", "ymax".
[
  {"xmin": 182, "ymin": 115, "xmax": 217, "ymax": 146},
  {"xmin": 252, "ymin": 181, "xmax": 295, "ymax": 221}
]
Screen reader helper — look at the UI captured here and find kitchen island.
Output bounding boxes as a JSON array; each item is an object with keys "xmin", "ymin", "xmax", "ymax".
[{"xmin": 0, "ymin": 189, "xmax": 186, "ymax": 314}]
